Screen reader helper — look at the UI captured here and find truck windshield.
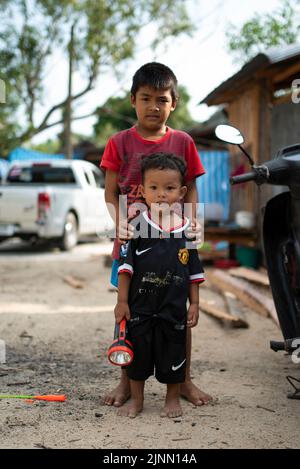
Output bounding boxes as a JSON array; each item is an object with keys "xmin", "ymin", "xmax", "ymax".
[{"xmin": 7, "ymin": 166, "xmax": 76, "ymax": 184}]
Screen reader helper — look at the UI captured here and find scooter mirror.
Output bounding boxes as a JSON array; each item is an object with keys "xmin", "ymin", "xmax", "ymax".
[{"xmin": 215, "ymin": 124, "xmax": 244, "ymax": 145}]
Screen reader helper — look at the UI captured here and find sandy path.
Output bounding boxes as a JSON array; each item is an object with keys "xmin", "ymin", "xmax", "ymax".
[{"xmin": 0, "ymin": 243, "xmax": 299, "ymax": 449}]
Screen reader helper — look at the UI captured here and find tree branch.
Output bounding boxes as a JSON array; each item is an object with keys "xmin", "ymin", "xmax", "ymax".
[
  {"xmin": 72, "ymin": 69, "xmax": 97, "ymax": 101},
  {"xmin": 36, "ymin": 99, "xmax": 68, "ymax": 133},
  {"xmin": 19, "ymin": 110, "xmax": 99, "ymax": 142},
  {"xmin": 98, "ymin": 107, "xmax": 136, "ymax": 125},
  {"xmin": 36, "ymin": 70, "xmax": 97, "ymax": 133}
]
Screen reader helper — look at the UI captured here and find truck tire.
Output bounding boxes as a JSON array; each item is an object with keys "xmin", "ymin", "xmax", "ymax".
[{"xmin": 60, "ymin": 212, "xmax": 78, "ymax": 251}]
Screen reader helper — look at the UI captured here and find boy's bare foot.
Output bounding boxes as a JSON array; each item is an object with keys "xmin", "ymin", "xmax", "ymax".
[
  {"xmin": 160, "ymin": 396, "xmax": 182, "ymax": 418},
  {"xmin": 117, "ymin": 398, "xmax": 143, "ymax": 418},
  {"xmin": 103, "ymin": 382, "xmax": 130, "ymax": 407},
  {"xmin": 180, "ymin": 380, "xmax": 212, "ymax": 406}
]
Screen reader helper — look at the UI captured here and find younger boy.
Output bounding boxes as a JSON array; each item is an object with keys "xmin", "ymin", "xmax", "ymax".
[
  {"xmin": 115, "ymin": 153, "xmax": 205, "ymax": 418},
  {"xmin": 101, "ymin": 62, "xmax": 212, "ymax": 407}
]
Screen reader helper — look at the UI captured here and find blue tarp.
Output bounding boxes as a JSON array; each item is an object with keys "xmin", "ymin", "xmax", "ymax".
[
  {"xmin": 8, "ymin": 147, "xmax": 65, "ymax": 162},
  {"xmin": 197, "ymin": 150, "xmax": 230, "ymax": 222}
]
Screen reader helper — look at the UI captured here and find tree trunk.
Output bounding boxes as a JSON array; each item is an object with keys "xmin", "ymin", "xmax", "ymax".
[{"xmin": 62, "ymin": 23, "xmax": 75, "ymax": 159}]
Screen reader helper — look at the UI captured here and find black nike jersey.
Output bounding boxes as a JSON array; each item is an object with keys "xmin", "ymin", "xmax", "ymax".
[{"xmin": 118, "ymin": 211, "xmax": 205, "ymax": 325}]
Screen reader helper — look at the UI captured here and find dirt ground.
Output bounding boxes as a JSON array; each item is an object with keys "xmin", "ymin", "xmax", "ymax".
[{"xmin": 0, "ymin": 239, "xmax": 299, "ymax": 449}]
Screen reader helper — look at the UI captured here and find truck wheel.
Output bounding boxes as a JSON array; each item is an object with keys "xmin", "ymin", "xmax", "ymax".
[{"xmin": 60, "ymin": 212, "xmax": 78, "ymax": 251}]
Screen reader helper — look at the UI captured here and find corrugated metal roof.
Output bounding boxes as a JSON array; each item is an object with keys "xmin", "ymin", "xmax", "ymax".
[
  {"xmin": 201, "ymin": 43, "xmax": 300, "ymax": 105},
  {"xmin": 264, "ymin": 43, "xmax": 300, "ymax": 64}
]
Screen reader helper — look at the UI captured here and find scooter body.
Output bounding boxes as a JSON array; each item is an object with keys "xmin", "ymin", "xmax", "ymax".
[
  {"xmin": 215, "ymin": 125, "xmax": 300, "ymax": 353},
  {"xmin": 262, "ymin": 145, "xmax": 300, "ymax": 350},
  {"xmin": 263, "ymin": 191, "xmax": 300, "ymax": 348}
]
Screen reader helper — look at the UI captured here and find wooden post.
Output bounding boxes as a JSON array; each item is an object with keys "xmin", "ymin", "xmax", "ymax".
[{"xmin": 257, "ymin": 78, "xmax": 272, "ymax": 246}]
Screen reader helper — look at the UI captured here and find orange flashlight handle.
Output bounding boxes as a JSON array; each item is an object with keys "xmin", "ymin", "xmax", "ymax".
[{"xmin": 114, "ymin": 318, "xmax": 126, "ymax": 340}]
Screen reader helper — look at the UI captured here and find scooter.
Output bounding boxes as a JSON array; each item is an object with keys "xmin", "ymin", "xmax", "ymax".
[{"xmin": 215, "ymin": 125, "xmax": 300, "ymax": 362}]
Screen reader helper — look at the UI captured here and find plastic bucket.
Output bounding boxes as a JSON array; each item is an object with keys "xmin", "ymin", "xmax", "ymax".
[
  {"xmin": 235, "ymin": 211, "xmax": 255, "ymax": 229},
  {"xmin": 235, "ymin": 245, "xmax": 260, "ymax": 269}
]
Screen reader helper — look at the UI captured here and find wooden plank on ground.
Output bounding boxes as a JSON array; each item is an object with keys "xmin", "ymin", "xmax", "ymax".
[
  {"xmin": 199, "ymin": 298, "xmax": 248, "ymax": 328},
  {"xmin": 206, "ymin": 269, "xmax": 279, "ymax": 326},
  {"xmin": 228, "ymin": 267, "xmax": 269, "ymax": 286},
  {"xmin": 63, "ymin": 275, "xmax": 85, "ymax": 289},
  {"xmin": 223, "ymin": 291, "xmax": 249, "ymax": 328}
]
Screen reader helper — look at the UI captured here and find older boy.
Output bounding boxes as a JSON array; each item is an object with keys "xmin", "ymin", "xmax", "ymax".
[{"xmin": 101, "ymin": 62, "xmax": 212, "ymax": 407}]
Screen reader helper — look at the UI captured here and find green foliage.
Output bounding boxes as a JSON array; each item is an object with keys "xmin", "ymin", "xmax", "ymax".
[
  {"xmin": 93, "ymin": 85, "xmax": 195, "ymax": 144},
  {"xmin": 226, "ymin": 0, "xmax": 300, "ymax": 63},
  {"xmin": 93, "ymin": 94, "xmax": 136, "ymax": 144},
  {"xmin": 0, "ymin": 0, "xmax": 66, "ymax": 154},
  {"xmin": 30, "ymin": 139, "xmax": 61, "ymax": 154},
  {"xmin": 0, "ymin": 0, "xmax": 192, "ymax": 154},
  {"xmin": 0, "ymin": 76, "xmax": 22, "ymax": 156},
  {"xmin": 167, "ymin": 85, "xmax": 196, "ymax": 130}
]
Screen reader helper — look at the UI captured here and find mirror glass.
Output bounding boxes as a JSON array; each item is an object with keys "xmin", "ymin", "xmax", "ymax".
[{"xmin": 215, "ymin": 124, "xmax": 244, "ymax": 145}]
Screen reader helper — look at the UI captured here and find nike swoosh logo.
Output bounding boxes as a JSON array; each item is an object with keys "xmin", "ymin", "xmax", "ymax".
[
  {"xmin": 136, "ymin": 248, "xmax": 152, "ymax": 256},
  {"xmin": 171, "ymin": 359, "xmax": 186, "ymax": 371}
]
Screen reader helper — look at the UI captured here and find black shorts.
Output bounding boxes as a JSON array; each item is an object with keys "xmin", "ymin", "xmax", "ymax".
[{"xmin": 125, "ymin": 316, "xmax": 186, "ymax": 384}]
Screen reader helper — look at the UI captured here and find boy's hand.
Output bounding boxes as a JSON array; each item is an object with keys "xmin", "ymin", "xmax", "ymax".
[
  {"xmin": 186, "ymin": 219, "xmax": 202, "ymax": 246},
  {"xmin": 117, "ymin": 219, "xmax": 134, "ymax": 245},
  {"xmin": 187, "ymin": 303, "xmax": 199, "ymax": 328},
  {"xmin": 114, "ymin": 301, "xmax": 131, "ymax": 324}
]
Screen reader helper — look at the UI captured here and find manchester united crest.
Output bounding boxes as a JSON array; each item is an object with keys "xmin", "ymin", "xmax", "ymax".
[{"xmin": 178, "ymin": 248, "xmax": 189, "ymax": 265}]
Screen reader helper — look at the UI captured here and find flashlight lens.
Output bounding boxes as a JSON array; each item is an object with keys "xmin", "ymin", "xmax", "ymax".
[{"xmin": 110, "ymin": 351, "xmax": 132, "ymax": 365}]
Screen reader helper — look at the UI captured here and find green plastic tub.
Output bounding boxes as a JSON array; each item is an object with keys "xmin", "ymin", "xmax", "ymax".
[{"xmin": 235, "ymin": 245, "xmax": 260, "ymax": 269}]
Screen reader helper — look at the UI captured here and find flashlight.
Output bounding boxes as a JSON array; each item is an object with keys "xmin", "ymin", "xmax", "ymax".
[{"xmin": 107, "ymin": 319, "xmax": 134, "ymax": 366}]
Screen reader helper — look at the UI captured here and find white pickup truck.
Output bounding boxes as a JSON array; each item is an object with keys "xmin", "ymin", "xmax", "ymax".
[{"xmin": 0, "ymin": 160, "xmax": 114, "ymax": 250}]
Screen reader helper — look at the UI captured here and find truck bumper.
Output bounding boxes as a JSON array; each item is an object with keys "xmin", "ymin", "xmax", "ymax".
[{"xmin": 0, "ymin": 220, "xmax": 63, "ymax": 239}]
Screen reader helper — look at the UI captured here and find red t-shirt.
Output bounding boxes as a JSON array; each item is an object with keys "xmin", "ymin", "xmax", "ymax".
[{"xmin": 100, "ymin": 126, "xmax": 205, "ymax": 259}]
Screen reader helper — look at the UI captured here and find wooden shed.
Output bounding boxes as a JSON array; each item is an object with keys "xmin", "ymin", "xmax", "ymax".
[{"xmin": 201, "ymin": 43, "xmax": 300, "ymax": 226}]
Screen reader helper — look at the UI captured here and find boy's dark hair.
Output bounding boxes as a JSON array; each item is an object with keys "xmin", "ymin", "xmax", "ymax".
[
  {"xmin": 131, "ymin": 62, "xmax": 179, "ymax": 101},
  {"xmin": 141, "ymin": 152, "xmax": 187, "ymax": 184}
]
